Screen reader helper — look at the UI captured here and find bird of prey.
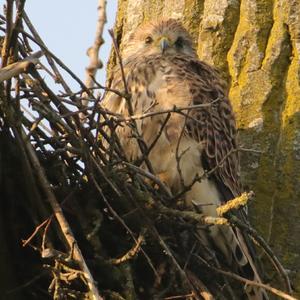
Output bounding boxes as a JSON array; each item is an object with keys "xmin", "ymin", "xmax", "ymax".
[{"xmin": 102, "ymin": 19, "xmax": 267, "ymax": 299}]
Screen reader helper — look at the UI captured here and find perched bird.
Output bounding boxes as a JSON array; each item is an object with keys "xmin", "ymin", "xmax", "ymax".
[{"xmin": 102, "ymin": 19, "xmax": 267, "ymax": 299}]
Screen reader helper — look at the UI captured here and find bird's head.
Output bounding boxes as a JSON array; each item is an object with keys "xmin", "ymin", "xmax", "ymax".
[{"xmin": 123, "ymin": 19, "xmax": 197, "ymax": 60}]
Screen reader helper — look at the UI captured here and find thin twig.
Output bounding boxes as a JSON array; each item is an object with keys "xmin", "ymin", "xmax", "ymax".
[
  {"xmin": 22, "ymin": 217, "xmax": 51, "ymax": 247},
  {"xmin": 92, "ymin": 76, "xmax": 126, "ymax": 98},
  {"xmin": 0, "ymin": 50, "xmax": 42, "ymax": 82},
  {"xmin": 153, "ymin": 200, "xmax": 229, "ymax": 226},
  {"xmin": 22, "ymin": 11, "xmax": 73, "ymax": 95},
  {"xmin": 1, "ymin": 0, "xmax": 14, "ymax": 67},
  {"xmin": 6, "ymin": 0, "xmax": 26, "ymax": 64},
  {"xmin": 108, "ymin": 29, "xmax": 155, "ymax": 174},
  {"xmin": 229, "ymin": 214, "xmax": 292, "ymax": 294},
  {"xmin": 195, "ymin": 254, "xmax": 296, "ymax": 300},
  {"xmin": 82, "ymin": 0, "xmax": 107, "ymax": 109},
  {"xmin": 175, "ymin": 110, "xmax": 190, "ymax": 189},
  {"xmin": 108, "ymin": 29, "xmax": 129, "ymax": 96},
  {"xmin": 121, "ymin": 100, "xmax": 219, "ymax": 122},
  {"xmin": 90, "ymin": 175, "xmax": 158, "ymax": 278},
  {"xmin": 145, "ymin": 112, "xmax": 171, "ymax": 156},
  {"xmin": 100, "ymin": 100, "xmax": 219, "ymax": 123},
  {"xmin": 18, "ymin": 129, "xmax": 103, "ymax": 300},
  {"xmin": 172, "ymin": 147, "xmax": 237, "ymax": 201},
  {"xmin": 19, "ymin": 29, "xmax": 94, "ymax": 98},
  {"xmin": 123, "ymin": 161, "xmax": 172, "ymax": 198},
  {"xmin": 110, "ymin": 232, "xmax": 144, "ymax": 265}
]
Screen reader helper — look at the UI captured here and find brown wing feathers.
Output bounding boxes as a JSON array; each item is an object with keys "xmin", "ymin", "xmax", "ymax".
[{"xmin": 180, "ymin": 57, "xmax": 242, "ymax": 199}]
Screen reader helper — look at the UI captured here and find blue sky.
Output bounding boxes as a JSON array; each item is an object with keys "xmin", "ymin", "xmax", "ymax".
[{"xmin": 25, "ymin": 1, "xmax": 118, "ymax": 88}]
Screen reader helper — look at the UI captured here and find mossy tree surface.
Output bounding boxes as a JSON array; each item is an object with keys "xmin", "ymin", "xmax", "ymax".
[{"xmin": 111, "ymin": 0, "xmax": 300, "ymax": 295}]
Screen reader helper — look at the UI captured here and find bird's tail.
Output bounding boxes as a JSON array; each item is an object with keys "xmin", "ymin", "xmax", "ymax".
[
  {"xmin": 185, "ymin": 178, "xmax": 269, "ymax": 299},
  {"xmin": 218, "ymin": 225, "xmax": 269, "ymax": 300},
  {"xmin": 192, "ymin": 206, "xmax": 268, "ymax": 298}
]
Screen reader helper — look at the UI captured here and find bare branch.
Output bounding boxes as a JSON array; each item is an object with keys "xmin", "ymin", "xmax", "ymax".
[
  {"xmin": 108, "ymin": 29, "xmax": 129, "ymax": 97},
  {"xmin": 153, "ymin": 200, "xmax": 229, "ymax": 226},
  {"xmin": 1, "ymin": 0, "xmax": 14, "ymax": 67},
  {"xmin": 82, "ymin": 0, "xmax": 107, "ymax": 108},
  {"xmin": 22, "ymin": 217, "xmax": 52, "ymax": 247},
  {"xmin": 22, "ymin": 11, "xmax": 73, "ymax": 95},
  {"xmin": 110, "ymin": 232, "xmax": 144, "ymax": 265},
  {"xmin": 108, "ymin": 29, "xmax": 155, "ymax": 174},
  {"xmin": 122, "ymin": 100, "xmax": 220, "ymax": 122},
  {"xmin": 195, "ymin": 255, "xmax": 296, "ymax": 300},
  {"xmin": 0, "ymin": 50, "xmax": 42, "ymax": 82},
  {"xmin": 18, "ymin": 128, "xmax": 103, "ymax": 300}
]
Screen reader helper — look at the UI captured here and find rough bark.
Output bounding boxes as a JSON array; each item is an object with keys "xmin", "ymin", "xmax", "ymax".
[{"xmin": 110, "ymin": 0, "xmax": 300, "ymax": 296}]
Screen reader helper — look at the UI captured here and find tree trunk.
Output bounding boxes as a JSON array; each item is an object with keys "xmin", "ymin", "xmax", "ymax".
[{"xmin": 111, "ymin": 0, "xmax": 300, "ymax": 296}]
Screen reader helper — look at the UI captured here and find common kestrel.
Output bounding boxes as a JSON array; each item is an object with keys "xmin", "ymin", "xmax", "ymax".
[{"xmin": 102, "ymin": 18, "xmax": 267, "ymax": 299}]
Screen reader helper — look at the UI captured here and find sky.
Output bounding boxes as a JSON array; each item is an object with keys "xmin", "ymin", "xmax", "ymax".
[{"xmin": 25, "ymin": 1, "xmax": 118, "ymax": 89}]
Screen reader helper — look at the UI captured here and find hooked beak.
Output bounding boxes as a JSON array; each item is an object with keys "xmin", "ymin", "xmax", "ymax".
[{"xmin": 160, "ymin": 37, "xmax": 170, "ymax": 53}]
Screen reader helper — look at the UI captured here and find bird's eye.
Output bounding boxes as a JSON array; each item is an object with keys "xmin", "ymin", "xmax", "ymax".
[
  {"xmin": 145, "ymin": 36, "xmax": 153, "ymax": 44},
  {"xmin": 175, "ymin": 37, "xmax": 184, "ymax": 48}
]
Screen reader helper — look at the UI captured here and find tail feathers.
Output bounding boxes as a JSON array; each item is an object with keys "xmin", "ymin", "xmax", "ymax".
[
  {"xmin": 235, "ymin": 229, "xmax": 269, "ymax": 300},
  {"xmin": 217, "ymin": 226, "xmax": 269, "ymax": 300},
  {"xmin": 186, "ymin": 179, "xmax": 268, "ymax": 299},
  {"xmin": 218, "ymin": 226, "xmax": 248, "ymax": 267}
]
